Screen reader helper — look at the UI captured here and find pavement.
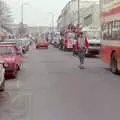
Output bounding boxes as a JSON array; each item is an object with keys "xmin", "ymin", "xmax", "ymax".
[{"xmin": 0, "ymin": 45, "xmax": 120, "ymax": 120}]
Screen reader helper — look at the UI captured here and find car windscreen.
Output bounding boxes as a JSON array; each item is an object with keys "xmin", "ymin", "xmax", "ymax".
[
  {"xmin": 17, "ymin": 40, "xmax": 25, "ymax": 46},
  {"xmin": 67, "ymin": 32, "xmax": 75, "ymax": 39},
  {"xmin": 0, "ymin": 46, "xmax": 16, "ymax": 54},
  {"xmin": 5, "ymin": 39, "xmax": 18, "ymax": 43},
  {"xmin": 86, "ymin": 31, "xmax": 100, "ymax": 40}
]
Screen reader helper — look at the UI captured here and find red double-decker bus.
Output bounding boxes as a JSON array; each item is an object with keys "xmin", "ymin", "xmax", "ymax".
[{"xmin": 100, "ymin": 0, "xmax": 120, "ymax": 74}]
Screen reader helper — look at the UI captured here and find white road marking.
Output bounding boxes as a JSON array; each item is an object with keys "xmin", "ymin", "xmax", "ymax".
[
  {"xmin": 16, "ymin": 79, "xmax": 20, "ymax": 89},
  {"xmin": 11, "ymin": 94, "xmax": 20, "ymax": 103}
]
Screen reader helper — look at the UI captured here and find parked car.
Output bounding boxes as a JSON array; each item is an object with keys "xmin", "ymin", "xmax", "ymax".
[
  {"xmin": 0, "ymin": 41, "xmax": 19, "ymax": 50},
  {"xmin": 20, "ymin": 38, "xmax": 31, "ymax": 52},
  {"xmin": 0, "ymin": 44, "xmax": 23, "ymax": 78},
  {"xmin": 36, "ymin": 39, "xmax": 48, "ymax": 49},
  {"xmin": 3, "ymin": 39, "xmax": 23, "ymax": 54},
  {"xmin": 82, "ymin": 26, "xmax": 101, "ymax": 56},
  {"xmin": 17, "ymin": 39, "xmax": 28, "ymax": 54},
  {"xmin": 58, "ymin": 36, "xmax": 64, "ymax": 50},
  {"xmin": 53, "ymin": 33, "xmax": 61, "ymax": 48},
  {"xmin": 62, "ymin": 30, "xmax": 76, "ymax": 51},
  {"xmin": 86, "ymin": 38, "xmax": 100, "ymax": 56},
  {"xmin": 0, "ymin": 59, "xmax": 5, "ymax": 92}
]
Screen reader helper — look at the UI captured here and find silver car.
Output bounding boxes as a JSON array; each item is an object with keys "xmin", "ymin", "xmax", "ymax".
[
  {"xmin": 87, "ymin": 38, "xmax": 100, "ymax": 55},
  {"xmin": 0, "ymin": 60, "xmax": 5, "ymax": 92}
]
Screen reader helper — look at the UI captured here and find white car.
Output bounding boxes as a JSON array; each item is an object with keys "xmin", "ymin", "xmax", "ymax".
[
  {"xmin": 0, "ymin": 60, "xmax": 5, "ymax": 92},
  {"xmin": 87, "ymin": 38, "xmax": 100, "ymax": 55}
]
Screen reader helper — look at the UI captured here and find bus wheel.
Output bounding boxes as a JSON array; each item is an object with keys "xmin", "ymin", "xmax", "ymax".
[{"xmin": 111, "ymin": 53, "xmax": 118, "ymax": 74}]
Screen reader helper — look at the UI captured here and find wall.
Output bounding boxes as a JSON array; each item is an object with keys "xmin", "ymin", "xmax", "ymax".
[
  {"xmin": 57, "ymin": 0, "xmax": 100, "ymax": 31},
  {"xmin": 83, "ymin": 4, "xmax": 100, "ymax": 27}
]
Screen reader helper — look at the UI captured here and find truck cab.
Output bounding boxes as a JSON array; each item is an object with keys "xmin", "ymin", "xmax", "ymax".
[{"xmin": 63, "ymin": 30, "xmax": 76, "ymax": 51}]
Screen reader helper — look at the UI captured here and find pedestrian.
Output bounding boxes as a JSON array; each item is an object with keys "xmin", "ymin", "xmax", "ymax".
[
  {"xmin": 73, "ymin": 34, "xmax": 77, "ymax": 56},
  {"xmin": 76, "ymin": 32, "xmax": 88, "ymax": 69}
]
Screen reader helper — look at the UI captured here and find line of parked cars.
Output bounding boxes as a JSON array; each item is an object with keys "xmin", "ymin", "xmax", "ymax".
[
  {"xmin": 51, "ymin": 28, "xmax": 100, "ymax": 56},
  {"xmin": 0, "ymin": 38, "xmax": 33, "ymax": 92}
]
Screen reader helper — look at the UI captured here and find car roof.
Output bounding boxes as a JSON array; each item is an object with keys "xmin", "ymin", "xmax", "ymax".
[
  {"xmin": 0, "ymin": 42, "xmax": 16, "ymax": 44},
  {"xmin": 4, "ymin": 39, "xmax": 18, "ymax": 41},
  {"xmin": 0, "ymin": 44, "xmax": 15, "ymax": 47}
]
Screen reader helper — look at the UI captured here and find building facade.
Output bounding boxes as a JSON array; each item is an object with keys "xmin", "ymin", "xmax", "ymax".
[
  {"xmin": 57, "ymin": 0, "xmax": 99, "ymax": 31},
  {"xmin": 83, "ymin": 4, "xmax": 100, "ymax": 27}
]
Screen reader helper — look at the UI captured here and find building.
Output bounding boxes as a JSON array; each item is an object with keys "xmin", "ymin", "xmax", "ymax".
[
  {"xmin": 11, "ymin": 24, "xmax": 53, "ymax": 37},
  {"xmin": 28, "ymin": 26, "xmax": 52, "ymax": 35},
  {"xmin": 57, "ymin": 1, "xmax": 75, "ymax": 31},
  {"xmin": 28, "ymin": 26, "xmax": 51, "ymax": 34},
  {"xmin": 11, "ymin": 23, "xmax": 29, "ymax": 37},
  {"xmin": 57, "ymin": 0, "xmax": 99, "ymax": 31},
  {"xmin": 83, "ymin": 4, "xmax": 100, "ymax": 27},
  {"xmin": 28, "ymin": 26, "xmax": 57, "ymax": 38}
]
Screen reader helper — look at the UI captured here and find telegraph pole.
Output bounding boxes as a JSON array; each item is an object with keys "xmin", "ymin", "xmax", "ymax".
[
  {"xmin": 21, "ymin": 0, "xmax": 23, "ymax": 24},
  {"xmin": 52, "ymin": 14, "xmax": 54, "ymax": 33},
  {"xmin": 20, "ymin": 0, "xmax": 29, "ymax": 37},
  {"xmin": 19, "ymin": 0, "xmax": 24, "ymax": 38},
  {"xmin": 78, "ymin": 0, "xmax": 80, "ymax": 25}
]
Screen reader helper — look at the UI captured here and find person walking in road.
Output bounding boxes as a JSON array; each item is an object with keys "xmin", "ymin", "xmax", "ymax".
[{"xmin": 76, "ymin": 32, "xmax": 88, "ymax": 69}]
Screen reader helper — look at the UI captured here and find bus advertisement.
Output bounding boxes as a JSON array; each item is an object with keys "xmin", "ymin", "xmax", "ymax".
[{"xmin": 100, "ymin": 0, "xmax": 120, "ymax": 74}]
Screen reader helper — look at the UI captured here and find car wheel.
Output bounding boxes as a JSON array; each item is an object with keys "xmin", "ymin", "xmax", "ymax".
[
  {"xmin": 17, "ymin": 64, "xmax": 21, "ymax": 71},
  {"xmin": 22, "ymin": 50, "xmax": 26, "ymax": 54},
  {"xmin": 111, "ymin": 52, "xmax": 118, "ymax": 74},
  {"xmin": 36, "ymin": 46, "xmax": 39, "ymax": 49},
  {"xmin": 0, "ymin": 80, "xmax": 5, "ymax": 92}
]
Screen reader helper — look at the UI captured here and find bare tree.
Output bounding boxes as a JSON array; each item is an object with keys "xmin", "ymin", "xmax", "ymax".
[{"xmin": 0, "ymin": 0, "xmax": 13, "ymax": 32}]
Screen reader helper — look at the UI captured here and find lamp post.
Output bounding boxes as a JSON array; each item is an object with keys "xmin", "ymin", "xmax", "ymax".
[
  {"xmin": 21, "ymin": 0, "xmax": 23, "ymax": 24},
  {"xmin": 52, "ymin": 14, "xmax": 54, "ymax": 33},
  {"xmin": 78, "ymin": 0, "xmax": 80, "ymax": 25},
  {"xmin": 20, "ymin": 0, "xmax": 29, "ymax": 37},
  {"xmin": 48, "ymin": 12, "xmax": 54, "ymax": 33},
  {"xmin": 21, "ymin": 0, "xmax": 29, "ymax": 24}
]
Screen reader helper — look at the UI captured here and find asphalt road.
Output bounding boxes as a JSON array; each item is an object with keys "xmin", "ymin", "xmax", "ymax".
[{"xmin": 0, "ymin": 45, "xmax": 120, "ymax": 120}]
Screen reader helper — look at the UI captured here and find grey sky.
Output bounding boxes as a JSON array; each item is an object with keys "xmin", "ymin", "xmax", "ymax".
[{"xmin": 5, "ymin": 0, "xmax": 70, "ymax": 26}]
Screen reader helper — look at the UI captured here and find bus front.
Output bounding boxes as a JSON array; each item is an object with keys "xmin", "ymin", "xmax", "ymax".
[{"xmin": 100, "ymin": 0, "xmax": 120, "ymax": 74}]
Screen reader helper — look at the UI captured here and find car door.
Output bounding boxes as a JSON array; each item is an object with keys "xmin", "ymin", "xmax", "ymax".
[
  {"xmin": 15, "ymin": 47, "xmax": 23, "ymax": 68},
  {"xmin": 0, "ymin": 61, "xmax": 5, "ymax": 85}
]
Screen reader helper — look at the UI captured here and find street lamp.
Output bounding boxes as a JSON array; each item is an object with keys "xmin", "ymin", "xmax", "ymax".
[
  {"xmin": 78, "ymin": 0, "xmax": 80, "ymax": 25},
  {"xmin": 21, "ymin": 0, "xmax": 29, "ymax": 24},
  {"xmin": 48, "ymin": 12, "xmax": 54, "ymax": 33},
  {"xmin": 20, "ymin": 0, "xmax": 29, "ymax": 37},
  {"xmin": 21, "ymin": 0, "xmax": 23, "ymax": 24}
]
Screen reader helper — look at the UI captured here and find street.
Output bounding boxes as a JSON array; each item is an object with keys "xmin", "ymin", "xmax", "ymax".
[{"xmin": 0, "ymin": 45, "xmax": 120, "ymax": 120}]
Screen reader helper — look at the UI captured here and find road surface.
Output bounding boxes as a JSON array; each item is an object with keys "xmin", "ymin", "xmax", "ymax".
[{"xmin": 0, "ymin": 45, "xmax": 120, "ymax": 120}]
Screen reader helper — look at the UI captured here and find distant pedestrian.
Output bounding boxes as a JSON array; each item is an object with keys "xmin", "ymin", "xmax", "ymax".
[{"xmin": 76, "ymin": 32, "xmax": 88, "ymax": 69}]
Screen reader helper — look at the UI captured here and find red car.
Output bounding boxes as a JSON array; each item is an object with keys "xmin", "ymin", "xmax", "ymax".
[
  {"xmin": 0, "ymin": 44, "xmax": 23, "ymax": 78},
  {"xmin": 0, "ymin": 42, "xmax": 20, "ymax": 51},
  {"xmin": 36, "ymin": 40, "xmax": 48, "ymax": 49}
]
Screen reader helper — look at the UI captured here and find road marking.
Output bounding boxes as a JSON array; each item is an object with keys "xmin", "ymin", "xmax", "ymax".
[
  {"xmin": 11, "ymin": 94, "xmax": 20, "ymax": 103},
  {"xmin": 16, "ymin": 79, "xmax": 20, "ymax": 89}
]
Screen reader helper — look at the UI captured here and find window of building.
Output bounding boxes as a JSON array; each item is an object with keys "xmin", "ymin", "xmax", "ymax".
[
  {"xmin": 102, "ymin": 0, "xmax": 114, "ymax": 5},
  {"xmin": 84, "ymin": 15, "xmax": 92, "ymax": 26}
]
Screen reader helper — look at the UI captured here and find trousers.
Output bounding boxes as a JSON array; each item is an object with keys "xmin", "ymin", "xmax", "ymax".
[{"xmin": 78, "ymin": 48, "xmax": 86, "ymax": 64}]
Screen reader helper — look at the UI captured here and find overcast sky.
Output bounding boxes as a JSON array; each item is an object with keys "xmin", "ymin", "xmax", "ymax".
[{"xmin": 5, "ymin": 0, "xmax": 70, "ymax": 26}]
